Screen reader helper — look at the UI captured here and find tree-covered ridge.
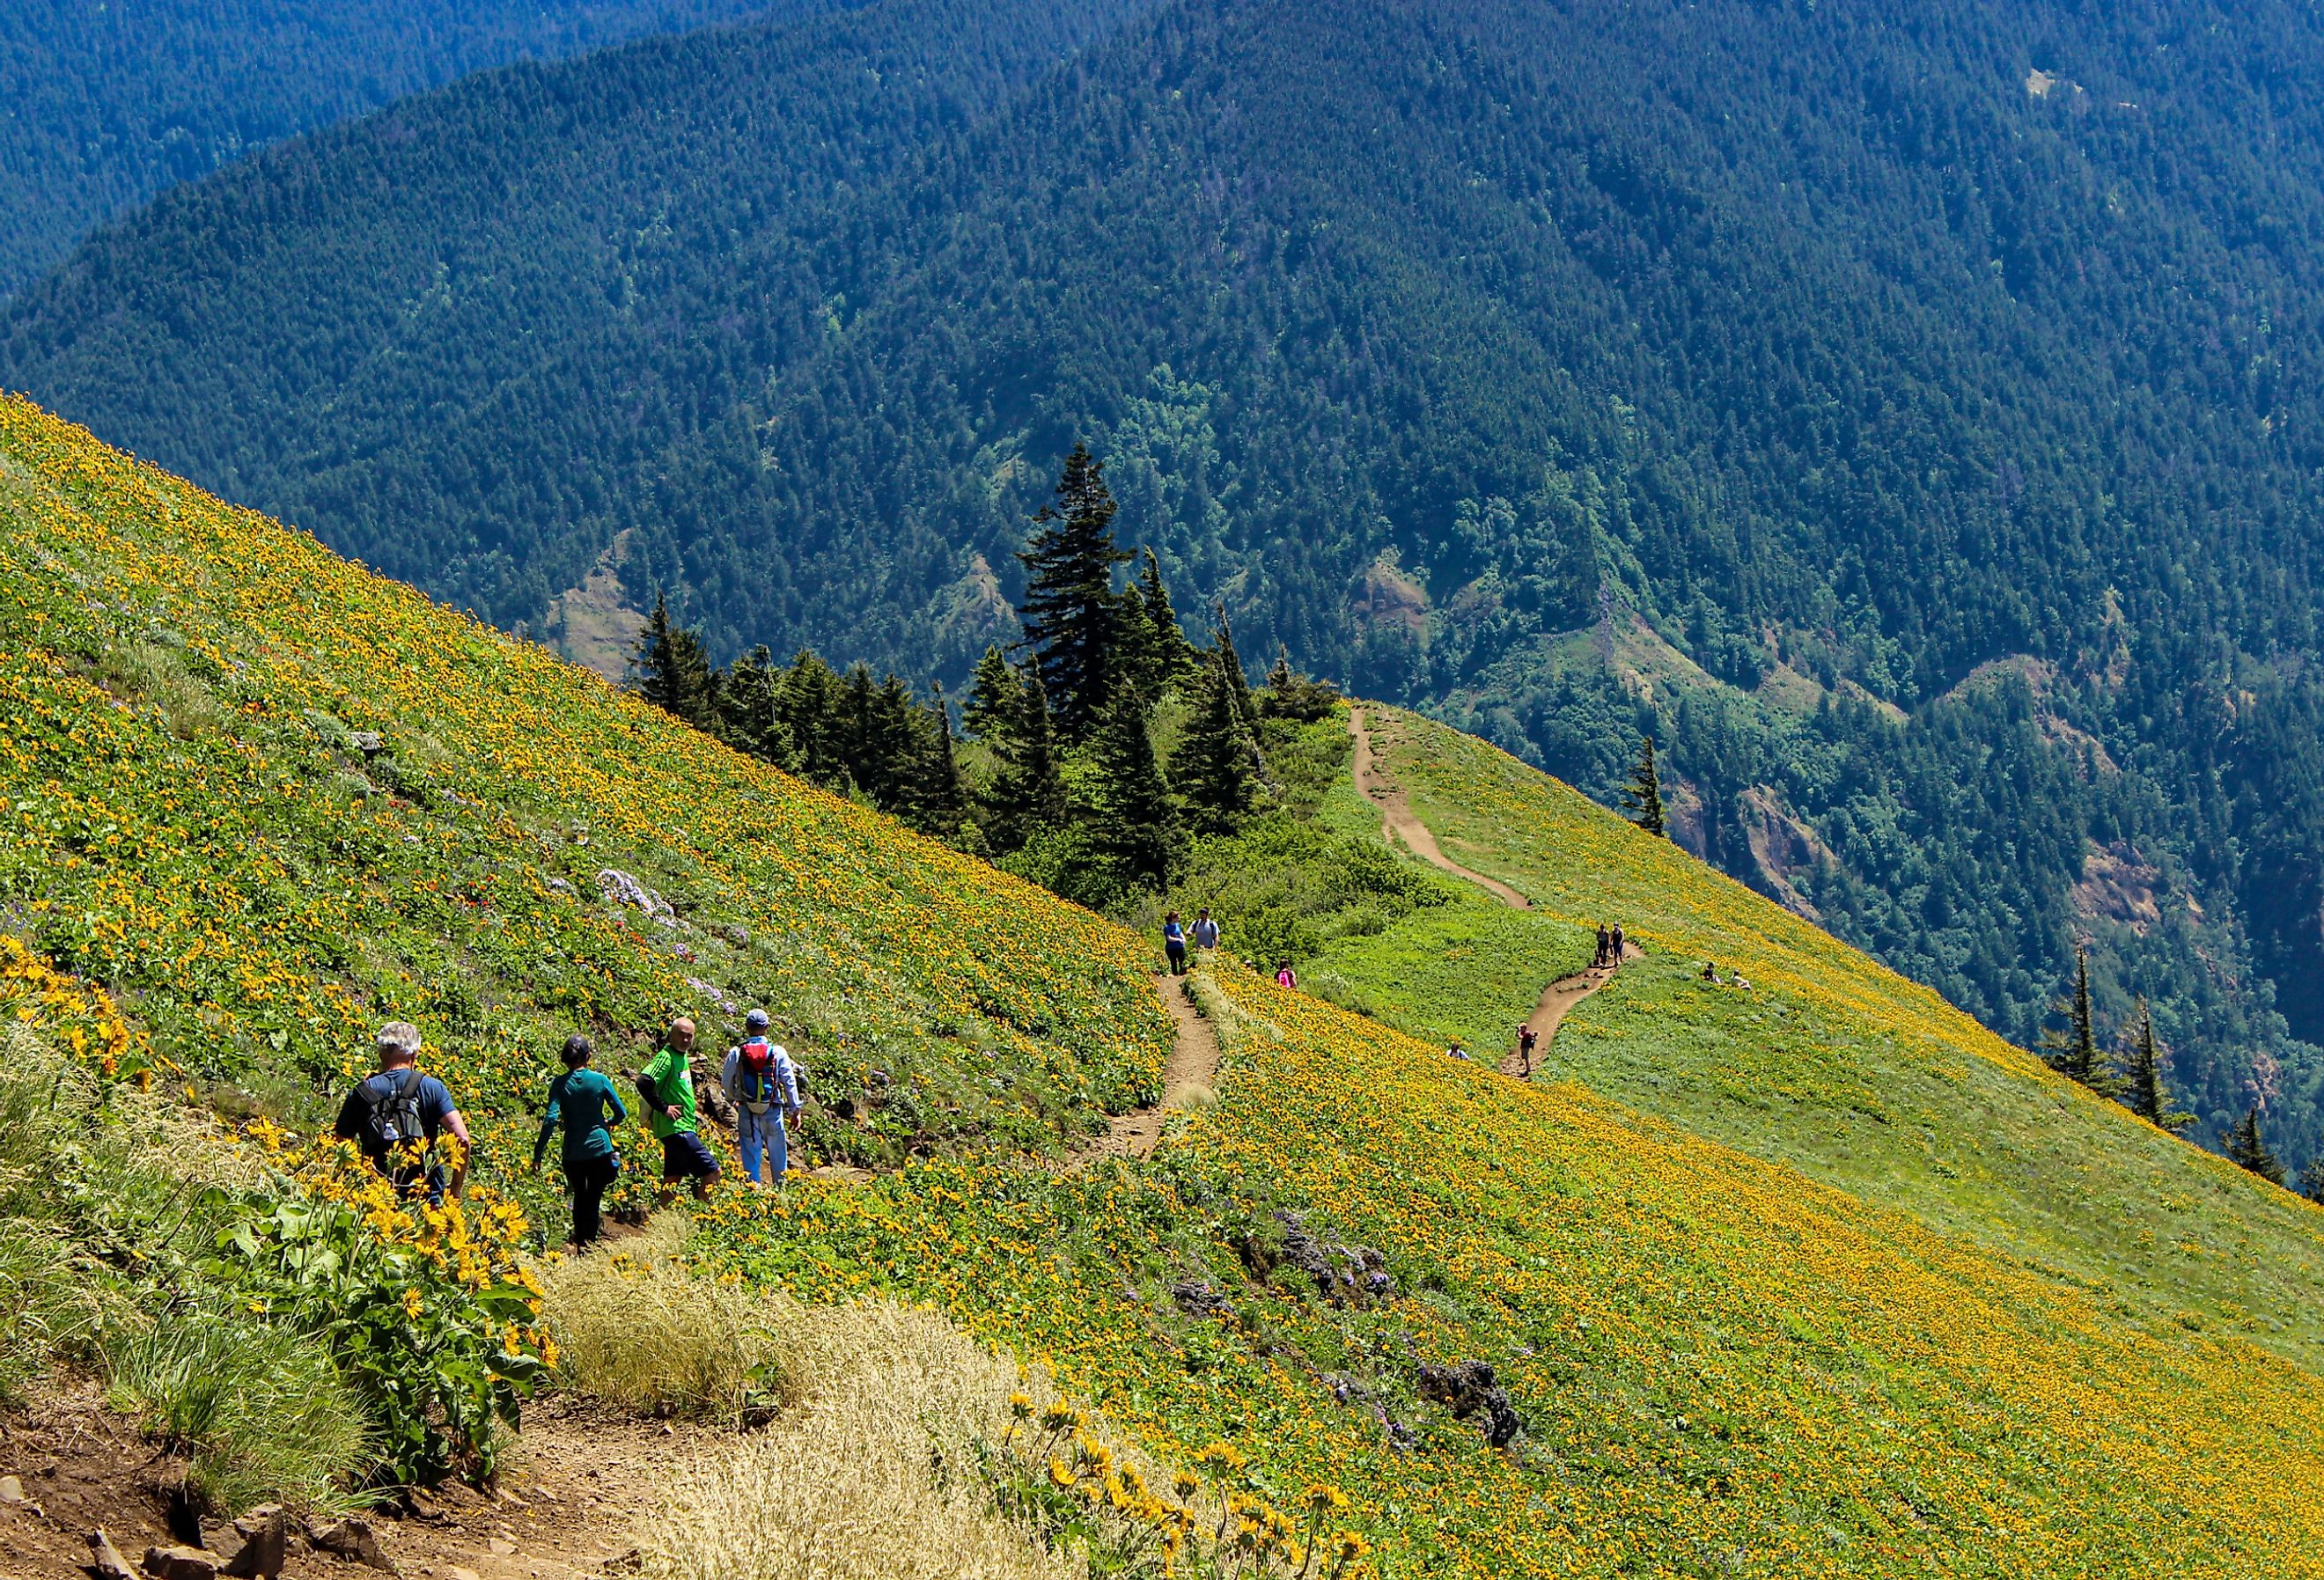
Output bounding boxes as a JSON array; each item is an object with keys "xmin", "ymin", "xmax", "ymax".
[
  {"xmin": 0, "ymin": 0, "xmax": 797, "ymax": 298},
  {"xmin": 11, "ymin": 0, "xmax": 2324, "ymax": 1165}
]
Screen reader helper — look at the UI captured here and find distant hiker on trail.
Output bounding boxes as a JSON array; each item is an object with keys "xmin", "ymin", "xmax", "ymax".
[
  {"xmin": 1595, "ymin": 924, "xmax": 1611, "ymax": 968},
  {"xmin": 638, "ymin": 1017, "xmax": 721, "ymax": 1202},
  {"xmin": 722, "ymin": 1010, "xmax": 803, "ymax": 1188},
  {"xmin": 1447, "ymin": 1040, "xmax": 1471, "ymax": 1061},
  {"xmin": 533, "ymin": 1034, "xmax": 625, "ymax": 1249},
  {"xmin": 1164, "ymin": 912, "xmax": 1188, "ymax": 976},
  {"xmin": 335, "ymin": 1020, "xmax": 468, "ymax": 1202},
  {"xmin": 1276, "ymin": 961, "xmax": 1298, "ymax": 989},
  {"xmin": 1609, "ymin": 924, "xmax": 1626, "ymax": 963},
  {"xmin": 1516, "ymin": 1023, "xmax": 1539, "ymax": 1076},
  {"xmin": 1192, "ymin": 908, "xmax": 1220, "ymax": 952}
]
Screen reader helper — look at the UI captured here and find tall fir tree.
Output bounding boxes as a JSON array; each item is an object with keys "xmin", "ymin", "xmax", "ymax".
[
  {"xmin": 2042, "ymin": 945, "xmax": 2123, "ymax": 1094},
  {"xmin": 1087, "ymin": 688, "xmax": 1179, "ymax": 891},
  {"xmin": 2224, "ymin": 1105, "xmax": 2289, "ymax": 1186},
  {"xmin": 962, "ymin": 643, "xmax": 1018, "ymax": 739},
  {"xmin": 911, "ymin": 681, "xmax": 970, "ymax": 841},
  {"xmin": 2299, "ymin": 1152, "xmax": 2324, "ymax": 1207},
  {"xmin": 983, "ymin": 663, "xmax": 1067, "ymax": 852},
  {"xmin": 1210, "ymin": 600, "xmax": 1261, "ymax": 735},
  {"xmin": 1017, "ymin": 443, "xmax": 1130, "ymax": 742},
  {"xmin": 632, "ymin": 591, "xmax": 718, "ymax": 730},
  {"xmin": 717, "ymin": 643, "xmax": 780, "ymax": 756},
  {"xmin": 1172, "ymin": 649, "xmax": 1261, "ymax": 834},
  {"xmin": 1134, "ymin": 547, "xmax": 1198, "ymax": 689},
  {"xmin": 1622, "ymin": 735, "xmax": 1666, "ymax": 837},
  {"xmin": 773, "ymin": 649, "xmax": 846, "ymax": 785},
  {"xmin": 2117, "ymin": 1000, "xmax": 2191, "ymax": 1132}
]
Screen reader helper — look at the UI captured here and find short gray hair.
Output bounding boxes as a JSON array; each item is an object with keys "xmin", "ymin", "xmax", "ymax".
[{"xmin": 375, "ymin": 1021, "xmax": 423, "ymax": 1060}]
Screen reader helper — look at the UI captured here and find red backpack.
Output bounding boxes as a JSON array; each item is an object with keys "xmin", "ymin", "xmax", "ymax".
[{"xmin": 736, "ymin": 1037, "xmax": 779, "ymax": 1109}]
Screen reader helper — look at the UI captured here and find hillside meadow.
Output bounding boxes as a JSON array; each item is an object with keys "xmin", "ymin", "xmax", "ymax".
[{"xmin": 4, "ymin": 396, "xmax": 2324, "ymax": 1573}]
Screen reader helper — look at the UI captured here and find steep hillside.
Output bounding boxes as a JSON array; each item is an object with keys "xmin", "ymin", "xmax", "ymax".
[
  {"xmin": 11, "ymin": 0, "xmax": 2324, "ymax": 1155},
  {"xmin": 7, "ymin": 398, "xmax": 2324, "ymax": 1574},
  {"xmin": 0, "ymin": 0, "xmax": 791, "ymax": 297}
]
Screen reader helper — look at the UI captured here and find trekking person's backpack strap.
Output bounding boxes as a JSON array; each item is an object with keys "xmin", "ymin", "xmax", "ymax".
[
  {"xmin": 736, "ymin": 1036, "xmax": 776, "ymax": 1116},
  {"xmin": 359, "ymin": 1066, "xmax": 427, "ymax": 1157}
]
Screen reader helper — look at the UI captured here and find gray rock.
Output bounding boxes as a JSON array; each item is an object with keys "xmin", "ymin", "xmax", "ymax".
[
  {"xmin": 0, "ymin": 1474, "xmax": 21, "ymax": 1503},
  {"xmin": 309, "ymin": 1518, "xmax": 398, "ymax": 1575},
  {"xmin": 1417, "ymin": 1359, "xmax": 1525, "ymax": 1448},
  {"xmin": 142, "ymin": 1546, "xmax": 218, "ymax": 1580},
  {"xmin": 1171, "ymin": 1281, "xmax": 1234, "ymax": 1320},
  {"xmin": 88, "ymin": 1531, "xmax": 138, "ymax": 1580},
  {"xmin": 595, "ymin": 869, "xmax": 662, "ymax": 914},
  {"xmin": 222, "ymin": 1509, "xmax": 290, "ymax": 1577},
  {"xmin": 347, "ymin": 731, "xmax": 386, "ymax": 757}
]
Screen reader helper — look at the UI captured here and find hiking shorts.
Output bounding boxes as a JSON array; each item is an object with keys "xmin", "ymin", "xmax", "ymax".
[{"xmin": 661, "ymin": 1130, "xmax": 721, "ymax": 1181}]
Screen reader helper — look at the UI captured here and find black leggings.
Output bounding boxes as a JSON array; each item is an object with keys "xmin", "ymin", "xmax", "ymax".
[{"xmin": 568, "ymin": 1154, "xmax": 621, "ymax": 1248}]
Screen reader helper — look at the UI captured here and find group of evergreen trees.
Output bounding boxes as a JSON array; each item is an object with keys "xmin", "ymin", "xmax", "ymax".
[
  {"xmin": 2042, "ymin": 945, "xmax": 2324, "ymax": 1200},
  {"xmin": 632, "ymin": 444, "xmax": 1337, "ymax": 903}
]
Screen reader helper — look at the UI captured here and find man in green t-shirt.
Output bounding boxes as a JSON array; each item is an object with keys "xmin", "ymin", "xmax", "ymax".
[
  {"xmin": 532, "ymin": 1033, "xmax": 628, "ymax": 1249},
  {"xmin": 637, "ymin": 1016, "xmax": 721, "ymax": 1202}
]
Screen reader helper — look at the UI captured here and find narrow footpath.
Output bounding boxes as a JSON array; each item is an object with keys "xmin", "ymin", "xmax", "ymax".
[
  {"xmin": 1073, "ymin": 974, "xmax": 1225, "ymax": 1167},
  {"xmin": 1349, "ymin": 706, "xmax": 1631, "ymax": 1077}
]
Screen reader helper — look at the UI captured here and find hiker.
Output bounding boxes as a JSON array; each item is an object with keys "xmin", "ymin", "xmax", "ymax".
[
  {"xmin": 637, "ymin": 1016, "xmax": 722, "ymax": 1202},
  {"xmin": 1192, "ymin": 908, "xmax": 1221, "ymax": 952},
  {"xmin": 1164, "ymin": 911, "xmax": 1188, "ymax": 976},
  {"xmin": 335, "ymin": 1020, "xmax": 468, "ymax": 1201},
  {"xmin": 1516, "ymin": 1023, "xmax": 1539, "ymax": 1076},
  {"xmin": 1595, "ymin": 923, "xmax": 1612, "ymax": 968},
  {"xmin": 722, "ymin": 1010, "xmax": 803, "ymax": 1187},
  {"xmin": 1702, "ymin": 960, "xmax": 1718, "ymax": 982},
  {"xmin": 1732, "ymin": 973, "xmax": 1752, "ymax": 992},
  {"xmin": 1609, "ymin": 923, "xmax": 1626, "ymax": 964},
  {"xmin": 532, "ymin": 1034, "xmax": 626, "ymax": 1249},
  {"xmin": 1447, "ymin": 1040, "xmax": 1471, "ymax": 1061},
  {"xmin": 1276, "ymin": 960, "xmax": 1298, "ymax": 989}
]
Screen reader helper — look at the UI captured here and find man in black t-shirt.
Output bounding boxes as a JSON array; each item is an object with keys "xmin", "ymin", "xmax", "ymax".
[{"xmin": 335, "ymin": 1020, "xmax": 471, "ymax": 1200}]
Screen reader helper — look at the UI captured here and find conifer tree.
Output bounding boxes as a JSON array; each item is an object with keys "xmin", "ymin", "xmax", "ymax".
[
  {"xmin": 717, "ymin": 643, "xmax": 779, "ymax": 756},
  {"xmin": 1087, "ymin": 688, "xmax": 1179, "ymax": 891},
  {"xmin": 2299, "ymin": 1153, "xmax": 2324, "ymax": 1207},
  {"xmin": 1135, "ymin": 547, "xmax": 1198, "ymax": 687},
  {"xmin": 1171, "ymin": 650, "xmax": 1261, "ymax": 834},
  {"xmin": 2042, "ymin": 945, "xmax": 2124, "ymax": 1095},
  {"xmin": 911, "ymin": 681, "xmax": 970, "ymax": 840},
  {"xmin": 632, "ymin": 591, "xmax": 718, "ymax": 730},
  {"xmin": 962, "ymin": 643, "xmax": 1018, "ymax": 739},
  {"xmin": 1017, "ymin": 443, "xmax": 1130, "ymax": 742},
  {"xmin": 2225, "ymin": 1105, "xmax": 2289, "ymax": 1187},
  {"xmin": 1211, "ymin": 600, "xmax": 1261, "ymax": 736},
  {"xmin": 2117, "ymin": 1000, "xmax": 2191, "ymax": 1132},
  {"xmin": 772, "ymin": 650, "xmax": 845, "ymax": 785},
  {"xmin": 1622, "ymin": 735, "xmax": 1666, "ymax": 836},
  {"xmin": 1258, "ymin": 643, "xmax": 1342, "ymax": 722},
  {"xmin": 984, "ymin": 664, "xmax": 1066, "ymax": 852}
]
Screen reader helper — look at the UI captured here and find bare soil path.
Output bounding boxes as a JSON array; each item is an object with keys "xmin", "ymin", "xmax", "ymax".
[
  {"xmin": 1075, "ymin": 974, "xmax": 1225, "ymax": 1167},
  {"xmin": 1349, "ymin": 707, "xmax": 1533, "ymax": 910},
  {"xmin": 1349, "ymin": 707, "xmax": 1636, "ymax": 1077}
]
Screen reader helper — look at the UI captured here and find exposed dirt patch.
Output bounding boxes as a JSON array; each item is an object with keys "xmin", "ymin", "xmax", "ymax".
[
  {"xmin": 538, "ymin": 530, "xmax": 645, "ymax": 683},
  {"xmin": 1348, "ymin": 708, "xmax": 1532, "ymax": 911},
  {"xmin": 2074, "ymin": 841, "xmax": 2164, "ymax": 937},
  {"xmin": 1073, "ymin": 974, "xmax": 1225, "ymax": 1168},
  {"xmin": 0, "ymin": 1385, "xmax": 706, "ymax": 1580}
]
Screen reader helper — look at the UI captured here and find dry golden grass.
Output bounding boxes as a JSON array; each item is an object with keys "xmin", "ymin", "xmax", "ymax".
[
  {"xmin": 536, "ymin": 1216, "xmax": 802, "ymax": 1422},
  {"xmin": 641, "ymin": 1298, "xmax": 1087, "ymax": 1580}
]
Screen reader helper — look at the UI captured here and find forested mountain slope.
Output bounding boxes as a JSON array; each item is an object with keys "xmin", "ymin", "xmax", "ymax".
[
  {"xmin": 11, "ymin": 0, "xmax": 2324, "ymax": 1163},
  {"xmin": 8, "ymin": 394, "xmax": 2324, "ymax": 1576},
  {"xmin": 0, "ymin": 0, "xmax": 792, "ymax": 297}
]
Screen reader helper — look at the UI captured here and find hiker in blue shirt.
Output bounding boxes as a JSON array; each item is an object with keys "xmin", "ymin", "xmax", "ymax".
[
  {"xmin": 1191, "ymin": 908, "xmax": 1220, "ymax": 952},
  {"xmin": 334, "ymin": 1020, "xmax": 469, "ymax": 1201},
  {"xmin": 1163, "ymin": 912, "xmax": 1188, "ymax": 975},
  {"xmin": 532, "ymin": 1034, "xmax": 628, "ymax": 1248}
]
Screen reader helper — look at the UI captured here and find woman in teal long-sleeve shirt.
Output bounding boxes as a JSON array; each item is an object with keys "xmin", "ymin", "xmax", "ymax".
[{"xmin": 533, "ymin": 1034, "xmax": 627, "ymax": 1249}]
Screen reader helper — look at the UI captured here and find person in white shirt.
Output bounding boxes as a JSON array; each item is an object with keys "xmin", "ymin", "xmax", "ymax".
[{"xmin": 720, "ymin": 1009, "xmax": 802, "ymax": 1186}]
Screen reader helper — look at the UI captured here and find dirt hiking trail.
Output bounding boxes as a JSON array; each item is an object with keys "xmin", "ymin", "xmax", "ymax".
[
  {"xmin": 1349, "ymin": 707, "xmax": 1635, "ymax": 1077},
  {"xmin": 1075, "ymin": 974, "xmax": 1225, "ymax": 1167},
  {"xmin": 1349, "ymin": 708, "xmax": 1532, "ymax": 910}
]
